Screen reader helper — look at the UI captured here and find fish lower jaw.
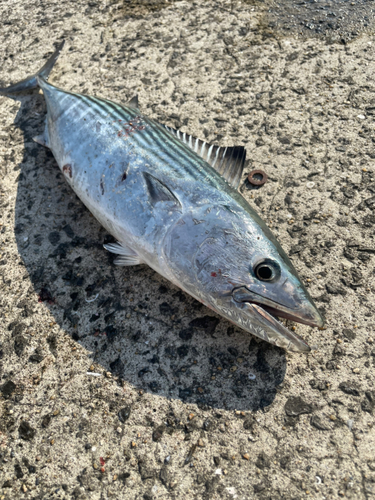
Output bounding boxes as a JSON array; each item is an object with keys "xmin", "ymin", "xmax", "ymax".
[
  {"xmin": 253, "ymin": 303, "xmax": 324, "ymax": 329},
  {"xmin": 231, "ymin": 301, "xmax": 311, "ymax": 353}
]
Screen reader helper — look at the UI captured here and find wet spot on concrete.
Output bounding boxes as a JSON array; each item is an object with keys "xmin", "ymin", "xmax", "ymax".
[{"xmin": 258, "ymin": 0, "xmax": 375, "ymax": 41}]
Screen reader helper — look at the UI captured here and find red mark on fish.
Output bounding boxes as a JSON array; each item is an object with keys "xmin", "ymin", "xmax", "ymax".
[
  {"xmin": 62, "ymin": 164, "xmax": 72, "ymax": 178},
  {"xmin": 117, "ymin": 115, "xmax": 146, "ymax": 139}
]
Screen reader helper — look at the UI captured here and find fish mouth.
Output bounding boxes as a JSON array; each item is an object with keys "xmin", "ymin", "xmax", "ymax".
[
  {"xmin": 232, "ymin": 286, "xmax": 325, "ymax": 328},
  {"xmin": 232, "ymin": 286, "xmax": 325, "ymax": 353}
]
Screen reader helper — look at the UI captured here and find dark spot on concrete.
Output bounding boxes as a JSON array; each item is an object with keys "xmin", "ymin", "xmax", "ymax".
[
  {"xmin": 109, "ymin": 357, "xmax": 124, "ymax": 375},
  {"xmin": 138, "ymin": 367, "xmax": 151, "ymax": 377},
  {"xmin": 177, "ymin": 345, "xmax": 189, "ymax": 358},
  {"xmin": 14, "ymin": 335, "xmax": 28, "ymax": 357},
  {"xmin": 62, "ymin": 224, "xmax": 74, "ymax": 238},
  {"xmin": 243, "ymin": 415, "xmax": 256, "ymax": 430},
  {"xmin": 38, "ymin": 287, "xmax": 55, "ymax": 304},
  {"xmin": 285, "ymin": 397, "xmax": 313, "ymax": 416},
  {"xmin": 342, "ymin": 328, "xmax": 356, "ymax": 341},
  {"xmin": 1, "ymin": 380, "xmax": 16, "ymax": 398},
  {"xmin": 48, "ymin": 231, "xmax": 60, "ymax": 245},
  {"xmin": 8, "ymin": 321, "xmax": 26, "ymax": 336},
  {"xmin": 14, "ymin": 463, "xmax": 24, "ymax": 479},
  {"xmin": 118, "ymin": 406, "xmax": 131, "ymax": 423},
  {"xmin": 152, "ymin": 425, "xmax": 165, "ymax": 442},
  {"xmin": 28, "ymin": 349, "xmax": 44, "ymax": 363},
  {"xmin": 19, "ymin": 421, "xmax": 36, "ymax": 441},
  {"xmin": 179, "ymin": 328, "xmax": 193, "ymax": 341},
  {"xmin": 189, "ymin": 316, "xmax": 220, "ymax": 335},
  {"xmin": 203, "ymin": 418, "xmax": 216, "ymax": 432},
  {"xmin": 339, "ymin": 381, "xmax": 360, "ymax": 396},
  {"xmin": 62, "ymin": 164, "xmax": 72, "ymax": 178},
  {"xmin": 310, "ymin": 415, "xmax": 331, "ymax": 431},
  {"xmin": 41, "ymin": 415, "xmax": 51, "ymax": 428},
  {"xmin": 256, "ymin": 452, "xmax": 271, "ymax": 470}
]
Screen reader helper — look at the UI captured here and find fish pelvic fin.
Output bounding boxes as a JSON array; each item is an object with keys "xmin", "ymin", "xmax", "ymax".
[
  {"xmin": 164, "ymin": 125, "xmax": 246, "ymax": 190},
  {"xmin": 0, "ymin": 41, "xmax": 65, "ymax": 95},
  {"xmin": 103, "ymin": 242, "xmax": 144, "ymax": 266}
]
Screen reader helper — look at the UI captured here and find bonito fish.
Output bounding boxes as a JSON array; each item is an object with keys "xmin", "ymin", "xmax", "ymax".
[{"xmin": 0, "ymin": 42, "xmax": 324, "ymax": 352}]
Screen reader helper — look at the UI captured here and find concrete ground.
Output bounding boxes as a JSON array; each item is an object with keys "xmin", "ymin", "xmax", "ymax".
[{"xmin": 0, "ymin": 0, "xmax": 374, "ymax": 499}]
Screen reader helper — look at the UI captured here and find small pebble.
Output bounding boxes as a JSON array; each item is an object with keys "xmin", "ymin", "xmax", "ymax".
[
  {"xmin": 352, "ymin": 368, "xmax": 360, "ymax": 374},
  {"xmin": 306, "ymin": 181, "xmax": 315, "ymax": 189},
  {"xmin": 243, "ymin": 453, "xmax": 250, "ymax": 460},
  {"xmin": 357, "ymin": 114, "xmax": 366, "ymax": 120},
  {"xmin": 188, "ymin": 413, "xmax": 195, "ymax": 420}
]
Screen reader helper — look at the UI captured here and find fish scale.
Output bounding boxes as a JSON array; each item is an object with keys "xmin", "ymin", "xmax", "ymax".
[{"xmin": 0, "ymin": 41, "xmax": 325, "ymax": 352}]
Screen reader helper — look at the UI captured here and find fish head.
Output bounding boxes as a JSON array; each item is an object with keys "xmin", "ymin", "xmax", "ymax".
[{"xmin": 163, "ymin": 204, "xmax": 324, "ymax": 352}]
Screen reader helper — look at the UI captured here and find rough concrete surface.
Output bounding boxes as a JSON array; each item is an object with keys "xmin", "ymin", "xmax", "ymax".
[{"xmin": 0, "ymin": 1, "xmax": 374, "ymax": 499}]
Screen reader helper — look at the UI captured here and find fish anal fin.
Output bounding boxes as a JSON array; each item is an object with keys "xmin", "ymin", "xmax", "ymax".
[
  {"xmin": 33, "ymin": 133, "xmax": 49, "ymax": 148},
  {"xmin": 128, "ymin": 95, "xmax": 139, "ymax": 109},
  {"xmin": 143, "ymin": 172, "xmax": 181, "ymax": 208},
  {"xmin": 103, "ymin": 241, "xmax": 144, "ymax": 266},
  {"xmin": 164, "ymin": 125, "xmax": 246, "ymax": 190}
]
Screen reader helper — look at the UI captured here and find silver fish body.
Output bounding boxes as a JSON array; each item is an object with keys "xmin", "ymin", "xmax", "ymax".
[{"xmin": 0, "ymin": 42, "xmax": 324, "ymax": 352}]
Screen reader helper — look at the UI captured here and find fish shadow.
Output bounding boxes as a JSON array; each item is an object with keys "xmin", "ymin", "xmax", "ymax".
[{"xmin": 9, "ymin": 92, "xmax": 287, "ymax": 412}]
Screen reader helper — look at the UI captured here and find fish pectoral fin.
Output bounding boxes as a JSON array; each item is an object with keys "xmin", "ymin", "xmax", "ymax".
[
  {"xmin": 164, "ymin": 125, "xmax": 246, "ymax": 190},
  {"xmin": 113, "ymin": 255, "xmax": 143, "ymax": 266},
  {"xmin": 143, "ymin": 172, "xmax": 182, "ymax": 208},
  {"xmin": 127, "ymin": 95, "xmax": 139, "ymax": 109},
  {"xmin": 103, "ymin": 242, "xmax": 144, "ymax": 266}
]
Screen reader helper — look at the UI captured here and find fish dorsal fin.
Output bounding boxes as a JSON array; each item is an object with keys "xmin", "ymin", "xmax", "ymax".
[
  {"xmin": 103, "ymin": 242, "xmax": 144, "ymax": 266},
  {"xmin": 128, "ymin": 95, "xmax": 139, "ymax": 109},
  {"xmin": 164, "ymin": 125, "xmax": 246, "ymax": 190},
  {"xmin": 143, "ymin": 172, "xmax": 181, "ymax": 208}
]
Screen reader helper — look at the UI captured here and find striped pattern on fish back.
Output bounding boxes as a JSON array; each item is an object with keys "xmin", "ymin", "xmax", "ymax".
[{"xmin": 46, "ymin": 83, "xmax": 233, "ymax": 189}]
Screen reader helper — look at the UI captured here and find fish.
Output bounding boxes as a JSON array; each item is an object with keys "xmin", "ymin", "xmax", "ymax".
[{"xmin": 0, "ymin": 41, "xmax": 325, "ymax": 352}]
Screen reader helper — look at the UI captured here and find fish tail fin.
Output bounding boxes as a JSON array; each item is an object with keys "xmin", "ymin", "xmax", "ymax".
[{"xmin": 0, "ymin": 41, "xmax": 65, "ymax": 95}]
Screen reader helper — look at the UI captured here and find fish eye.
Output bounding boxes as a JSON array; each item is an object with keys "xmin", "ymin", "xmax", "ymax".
[{"xmin": 253, "ymin": 259, "xmax": 280, "ymax": 282}]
